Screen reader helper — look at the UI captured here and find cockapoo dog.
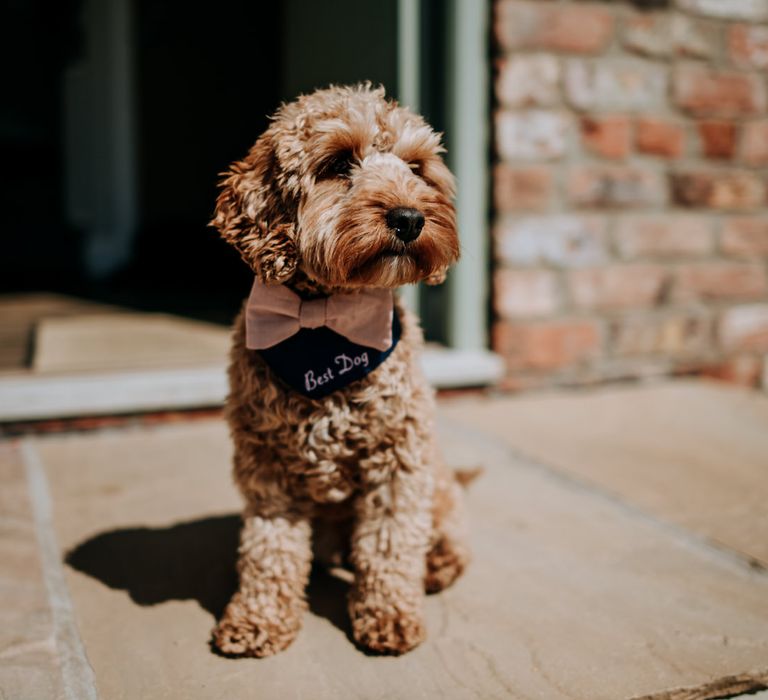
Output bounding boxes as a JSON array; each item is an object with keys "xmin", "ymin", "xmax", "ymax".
[{"xmin": 210, "ymin": 83, "xmax": 470, "ymax": 657}]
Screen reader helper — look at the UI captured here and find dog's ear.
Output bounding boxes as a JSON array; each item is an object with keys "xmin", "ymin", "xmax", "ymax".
[{"xmin": 210, "ymin": 135, "xmax": 298, "ymax": 284}]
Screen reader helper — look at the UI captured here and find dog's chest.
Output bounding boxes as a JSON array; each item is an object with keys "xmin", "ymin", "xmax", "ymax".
[
  {"xmin": 287, "ymin": 412, "xmax": 396, "ymax": 504},
  {"xmin": 231, "ymin": 307, "xmax": 428, "ymax": 505}
]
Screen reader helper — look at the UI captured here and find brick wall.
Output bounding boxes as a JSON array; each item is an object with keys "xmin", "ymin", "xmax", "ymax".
[{"xmin": 491, "ymin": 0, "xmax": 768, "ymax": 390}]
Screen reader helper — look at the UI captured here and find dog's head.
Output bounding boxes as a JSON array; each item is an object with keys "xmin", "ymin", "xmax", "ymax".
[{"xmin": 211, "ymin": 84, "xmax": 459, "ymax": 290}]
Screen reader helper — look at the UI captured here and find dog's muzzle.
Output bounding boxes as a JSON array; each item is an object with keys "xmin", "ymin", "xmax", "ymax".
[{"xmin": 386, "ymin": 207, "xmax": 425, "ymax": 243}]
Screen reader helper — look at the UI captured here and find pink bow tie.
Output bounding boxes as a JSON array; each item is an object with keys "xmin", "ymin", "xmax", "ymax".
[{"xmin": 245, "ymin": 279, "xmax": 394, "ymax": 351}]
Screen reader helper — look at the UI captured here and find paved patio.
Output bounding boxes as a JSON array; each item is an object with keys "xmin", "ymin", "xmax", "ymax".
[{"xmin": 2, "ymin": 379, "xmax": 768, "ymax": 699}]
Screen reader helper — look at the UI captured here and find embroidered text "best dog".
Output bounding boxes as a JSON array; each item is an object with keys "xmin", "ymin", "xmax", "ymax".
[{"xmin": 258, "ymin": 313, "xmax": 401, "ymax": 398}]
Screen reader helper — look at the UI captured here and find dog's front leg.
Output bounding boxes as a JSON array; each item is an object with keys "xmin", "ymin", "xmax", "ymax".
[
  {"xmin": 213, "ymin": 504, "xmax": 312, "ymax": 657},
  {"xmin": 349, "ymin": 466, "xmax": 432, "ymax": 654}
]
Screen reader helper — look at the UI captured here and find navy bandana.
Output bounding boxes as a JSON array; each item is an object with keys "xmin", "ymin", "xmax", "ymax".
[{"xmin": 257, "ymin": 310, "xmax": 402, "ymax": 398}]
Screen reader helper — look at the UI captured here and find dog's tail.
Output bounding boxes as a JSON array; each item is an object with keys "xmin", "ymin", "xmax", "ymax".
[{"xmin": 454, "ymin": 466, "xmax": 483, "ymax": 488}]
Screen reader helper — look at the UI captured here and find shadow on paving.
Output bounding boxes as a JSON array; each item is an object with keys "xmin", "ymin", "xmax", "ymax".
[{"xmin": 65, "ymin": 514, "xmax": 352, "ymax": 646}]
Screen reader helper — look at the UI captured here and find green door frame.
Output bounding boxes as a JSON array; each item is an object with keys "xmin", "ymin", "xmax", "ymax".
[{"xmin": 398, "ymin": 0, "xmax": 491, "ymax": 352}]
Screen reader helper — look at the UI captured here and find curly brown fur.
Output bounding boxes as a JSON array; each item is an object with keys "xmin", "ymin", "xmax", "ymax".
[{"xmin": 210, "ymin": 84, "xmax": 470, "ymax": 657}]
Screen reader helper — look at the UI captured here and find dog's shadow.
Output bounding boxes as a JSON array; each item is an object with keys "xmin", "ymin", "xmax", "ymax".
[{"xmin": 65, "ymin": 514, "xmax": 352, "ymax": 645}]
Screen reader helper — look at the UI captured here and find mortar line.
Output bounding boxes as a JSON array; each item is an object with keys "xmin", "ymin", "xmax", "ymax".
[
  {"xmin": 21, "ymin": 439, "xmax": 100, "ymax": 700},
  {"xmin": 438, "ymin": 413, "xmax": 768, "ymax": 580}
]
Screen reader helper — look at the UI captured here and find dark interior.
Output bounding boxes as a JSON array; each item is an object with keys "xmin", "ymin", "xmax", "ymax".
[{"xmin": 2, "ymin": 0, "xmax": 406, "ymax": 326}]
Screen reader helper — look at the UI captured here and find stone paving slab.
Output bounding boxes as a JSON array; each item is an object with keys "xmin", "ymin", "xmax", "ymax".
[
  {"xmin": 0, "ymin": 442, "xmax": 66, "ymax": 700},
  {"xmin": 441, "ymin": 379, "xmax": 768, "ymax": 568},
  {"xmin": 20, "ymin": 412, "xmax": 768, "ymax": 700}
]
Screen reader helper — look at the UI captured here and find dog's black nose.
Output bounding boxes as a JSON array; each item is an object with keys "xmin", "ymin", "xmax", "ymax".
[{"xmin": 386, "ymin": 207, "xmax": 425, "ymax": 243}]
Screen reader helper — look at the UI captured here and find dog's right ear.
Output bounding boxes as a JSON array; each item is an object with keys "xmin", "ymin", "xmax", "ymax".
[{"xmin": 210, "ymin": 136, "xmax": 298, "ymax": 284}]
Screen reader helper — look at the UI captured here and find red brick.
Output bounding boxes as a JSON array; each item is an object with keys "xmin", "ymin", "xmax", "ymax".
[
  {"xmin": 494, "ymin": 165, "xmax": 553, "ymax": 212},
  {"xmin": 581, "ymin": 115, "xmax": 631, "ymax": 160},
  {"xmin": 673, "ymin": 64, "xmax": 766, "ymax": 117},
  {"xmin": 493, "ymin": 319, "xmax": 602, "ymax": 371},
  {"xmin": 700, "ymin": 355, "xmax": 763, "ymax": 387},
  {"xmin": 636, "ymin": 118, "xmax": 685, "ymax": 158},
  {"xmin": 496, "ymin": 110, "xmax": 569, "ymax": 161},
  {"xmin": 673, "ymin": 263, "xmax": 768, "ymax": 302},
  {"xmin": 623, "ymin": 13, "xmax": 667, "ymax": 56},
  {"xmin": 670, "ymin": 169, "xmax": 764, "ymax": 210},
  {"xmin": 623, "ymin": 13, "xmax": 717, "ymax": 59},
  {"xmin": 677, "ymin": 0, "xmax": 768, "ymax": 21},
  {"xmin": 609, "ymin": 312, "xmax": 711, "ymax": 357},
  {"xmin": 729, "ymin": 24, "xmax": 768, "ymax": 70},
  {"xmin": 721, "ymin": 217, "xmax": 768, "ymax": 256},
  {"xmin": 616, "ymin": 215, "xmax": 713, "ymax": 259},
  {"xmin": 495, "ymin": 1, "xmax": 614, "ymax": 54},
  {"xmin": 494, "ymin": 269, "xmax": 560, "ymax": 319},
  {"xmin": 697, "ymin": 121, "xmax": 737, "ymax": 159},
  {"xmin": 496, "ymin": 55, "xmax": 560, "ymax": 108},
  {"xmin": 566, "ymin": 58, "xmax": 667, "ymax": 111},
  {"xmin": 568, "ymin": 165, "xmax": 665, "ymax": 208},
  {"xmin": 740, "ymin": 120, "xmax": 768, "ymax": 166},
  {"xmin": 495, "ymin": 215, "xmax": 607, "ymax": 267},
  {"xmin": 568, "ymin": 265, "xmax": 669, "ymax": 310},
  {"xmin": 718, "ymin": 303, "xmax": 768, "ymax": 351}
]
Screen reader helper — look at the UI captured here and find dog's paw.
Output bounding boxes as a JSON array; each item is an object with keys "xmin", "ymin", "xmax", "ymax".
[
  {"xmin": 212, "ymin": 599, "xmax": 302, "ymax": 658},
  {"xmin": 350, "ymin": 600, "xmax": 426, "ymax": 655},
  {"xmin": 425, "ymin": 537, "xmax": 469, "ymax": 593}
]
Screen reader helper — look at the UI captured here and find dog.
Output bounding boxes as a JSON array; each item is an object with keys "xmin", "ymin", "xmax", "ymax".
[{"xmin": 210, "ymin": 83, "xmax": 469, "ymax": 657}]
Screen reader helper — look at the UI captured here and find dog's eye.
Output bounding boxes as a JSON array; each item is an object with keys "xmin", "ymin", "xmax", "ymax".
[
  {"xmin": 316, "ymin": 151, "xmax": 354, "ymax": 180},
  {"xmin": 409, "ymin": 161, "xmax": 424, "ymax": 178}
]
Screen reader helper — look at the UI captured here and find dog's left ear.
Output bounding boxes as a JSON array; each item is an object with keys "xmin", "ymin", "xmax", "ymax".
[{"xmin": 210, "ymin": 135, "xmax": 298, "ymax": 284}]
